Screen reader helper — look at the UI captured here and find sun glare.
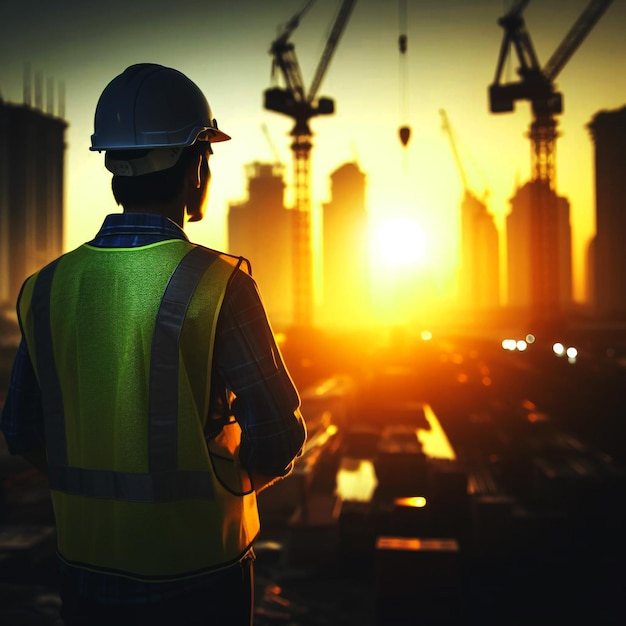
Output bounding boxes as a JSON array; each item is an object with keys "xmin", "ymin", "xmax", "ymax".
[{"xmin": 371, "ymin": 216, "xmax": 428, "ymax": 268}]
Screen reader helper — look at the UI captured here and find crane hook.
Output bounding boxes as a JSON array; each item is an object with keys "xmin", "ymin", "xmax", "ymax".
[
  {"xmin": 398, "ymin": 0, "xmax": 410, "ymax": 149},
  {"xmin": 399, "ymin": 125, "xmax": 411, "ymax": 147}
]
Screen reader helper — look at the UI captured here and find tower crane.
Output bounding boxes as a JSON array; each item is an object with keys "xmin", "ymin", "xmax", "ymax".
[
  {"xmin": 439, "ymin": 109, "xmax": 489, "ymax": 203},
  {"xmin": 489, "ymin": 0, "xmax": 613, "ymax": 188},
  {"xmin": 264, "ymin": 0, "xmax": 357, "ymax": 328},
  {"xmin": 488, "ymin": 0, "xmax": 612, "ymax": 324}
]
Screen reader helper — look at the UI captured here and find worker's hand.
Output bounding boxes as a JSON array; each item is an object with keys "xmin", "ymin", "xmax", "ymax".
[{"xmin": 250, "ymin": 472, "xmax": 286, "ymax": 493}]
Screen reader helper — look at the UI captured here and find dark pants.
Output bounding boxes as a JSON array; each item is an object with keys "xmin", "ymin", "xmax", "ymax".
[{"xmin": 60, "ymin": 558, "xmax": 254, "ymax": 626}]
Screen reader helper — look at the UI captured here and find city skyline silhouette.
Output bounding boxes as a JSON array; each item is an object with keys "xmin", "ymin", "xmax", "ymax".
[{"xmin": 1, "ymin": 0, "xmax": 625, "ymax": 309}]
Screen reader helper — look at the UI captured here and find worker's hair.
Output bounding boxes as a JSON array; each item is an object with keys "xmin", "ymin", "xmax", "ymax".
[{"xmin": 110, "ymin": 142, "xmax": 205, "ymax": 207}]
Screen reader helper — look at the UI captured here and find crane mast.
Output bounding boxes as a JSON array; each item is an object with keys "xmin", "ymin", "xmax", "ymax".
[{"xmin": 265, "ymin": 0, "xmax": 356, "ymax": 328}]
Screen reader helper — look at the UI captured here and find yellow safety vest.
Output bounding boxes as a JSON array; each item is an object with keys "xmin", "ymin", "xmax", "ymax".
[{"xmin": 18, "ymin": 240, "xmax": 260, "ymax": 581}]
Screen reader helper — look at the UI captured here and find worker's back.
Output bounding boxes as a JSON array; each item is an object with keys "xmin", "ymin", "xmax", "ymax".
[{"xmin": 18, "ymin": 240, "xmax": 260, "ymax": 580}]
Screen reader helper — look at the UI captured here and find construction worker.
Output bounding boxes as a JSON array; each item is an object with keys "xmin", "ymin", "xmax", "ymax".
[{"xmin": 0, "ymin": 63, "xmax": 307, "ymax": 626}]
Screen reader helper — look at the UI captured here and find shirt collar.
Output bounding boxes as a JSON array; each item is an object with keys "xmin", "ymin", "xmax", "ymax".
[{"xmin": 88, "ymin": 213, "xmax": 189, "ymax": 248}]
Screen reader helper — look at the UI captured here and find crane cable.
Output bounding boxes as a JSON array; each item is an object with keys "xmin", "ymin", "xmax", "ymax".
[{"xmin": 398, "ymin": 0, "xmax": 410, "ymax": 148}]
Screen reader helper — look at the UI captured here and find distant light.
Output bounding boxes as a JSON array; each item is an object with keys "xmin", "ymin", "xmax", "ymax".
[
  {"xmin": 481, "ymin": 376, "xmax": 492, "ymax": 386},
  {"xmin": 526, "ymin": 334, "xmax": 536, "ymax": 344},
  {"xmin": 395, "ymin": 496, "xmax": 427, "ymax": 508},
  {"xmin": 528, "ymin": 411, "xmax": 549, "ymax": 424},
  {"xmin": 502, "ymin": 338, "xmax": 517, "ymax": 351},
  {"xmin": 421, "ymin": 330, "xmax": 433, "ymax": 341},
  {"xmin": 553, "ymin": 342, "xmax": 565, "ymax": 356},
  {"xmin": 566, "ymin": 346, "xmax": 578, "ymax": 360},
  {"xmin": 516, "ymin": 340, "xmax": 528, "ymax": 351}
]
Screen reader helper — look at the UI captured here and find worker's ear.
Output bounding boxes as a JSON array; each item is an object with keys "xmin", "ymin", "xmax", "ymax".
[
  {"xmin": 185, "ymin": 151, "xmax": 210, "ymax": 223},
  {"xmin": 187, "ymin": 152, "xmax": 203, "ymax": 189}
]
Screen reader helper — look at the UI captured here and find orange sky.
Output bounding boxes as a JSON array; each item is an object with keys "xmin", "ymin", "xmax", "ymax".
[{"xmin": 2, "ymin": 0, "xmax": 625, "ymax": 307}]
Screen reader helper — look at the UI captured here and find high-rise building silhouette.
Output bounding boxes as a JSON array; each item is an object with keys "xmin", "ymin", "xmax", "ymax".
[
  {"xmin": 227, "ymin": 161, "xmax": 293, "ymax": 327},
  {"xmin": 506, "ymin": 181, "xmax": 572, "ymax": 321},
  {"xmin": 321, "ymin": 162, "xmax": 370, "ymax": 329},
  {"xmin": 458, "ymin": 191, "xmax": 500, "ymax": 314},
  {"xmin": 588, "ymin": 105, "xmax": 626, "ymax": 319},
  {"xmin": 0, "ymin": 94, "xmax": 66, "ymax": 309}
]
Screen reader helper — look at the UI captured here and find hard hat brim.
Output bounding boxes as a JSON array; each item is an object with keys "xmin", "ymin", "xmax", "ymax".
[
  {"xmin": 196, "ymin": 127, "xmax": 230, "ymax": 143},
  {"xmin": 91, "ymin": 125, "xmax": 230, "ymax": 152}
]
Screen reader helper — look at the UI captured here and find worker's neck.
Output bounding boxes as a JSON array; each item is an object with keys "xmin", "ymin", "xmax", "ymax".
[{"xmin": 123, "ymin": 203, "xmax": 185, "ymax": 228}]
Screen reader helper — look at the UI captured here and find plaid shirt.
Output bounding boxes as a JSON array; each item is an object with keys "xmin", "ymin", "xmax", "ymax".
[{"xmin": 1, "ymin": 212, "xmax": 306, "ymax": 603}]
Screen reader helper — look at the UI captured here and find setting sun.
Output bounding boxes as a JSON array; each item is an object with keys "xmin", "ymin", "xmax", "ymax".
[
  {"xmin": 371, "ymin": 216, "xmax": 429, "ymax": 269},
  {"xmin": 365, "ymin": 212, "xmax": 455, "ymax": 326}
]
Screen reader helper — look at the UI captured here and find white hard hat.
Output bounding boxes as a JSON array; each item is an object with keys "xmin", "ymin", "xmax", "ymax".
[{"xmin": 90, "ymin": 63, "xmax": 230, "ymax": 175}]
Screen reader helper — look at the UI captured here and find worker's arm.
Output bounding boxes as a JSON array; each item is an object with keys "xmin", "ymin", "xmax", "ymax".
[
  {"xmin": 1, "ymin": 339, "xmax": 48, "ymax": 474},
  {"xmin": 236, "ymin": 393, "xmax": 305, "ymax": 492},
  {"xmin": 215, "ymin": 272, "xmax": 307, "ymax": 490}
]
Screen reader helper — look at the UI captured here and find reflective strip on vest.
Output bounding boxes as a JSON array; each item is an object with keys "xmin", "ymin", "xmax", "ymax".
[
  {"xmin": 32, "ymin": 245, "xmax": 219, "ymax": 502},
  {"xmin": 32, "ymin": 258, "xmax": 67, "ymax": 467},
  {"xmin": 148, "ymin": 246, "xmax": 218, "ymax": 472}
]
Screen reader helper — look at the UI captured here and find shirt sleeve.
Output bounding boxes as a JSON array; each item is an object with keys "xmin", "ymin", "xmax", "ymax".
[
  {"xmin": 213, "ymin": 270, "xmax": 307, "ymax": 477},
  {"xmin": 0, "ymin": 338, "xmax": 46, "ymax": 455}
]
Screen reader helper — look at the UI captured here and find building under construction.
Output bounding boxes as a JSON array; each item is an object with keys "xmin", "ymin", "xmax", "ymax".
[
  {"xmin": 227, "ymin": 162, "xmax": 293, "ymax": 327},
  {"xmin": 506, "ymin": 181, "xmax": 572, "ymax": 319},
  {"xmin": 588, "ymin": 105, "xmax": 626, "ymax": 319},
  {"xmin": 439, "ymin": 110, "xmax": 500, "ymax": 320},
  {"xmin": 321, "ymin": 162, "xmax": 370, "ymax": 329},
  {"xmin": 0, "ymin": 88, "xmax": 66, "ymax": 310},
  {"xmin": 458, "ymin": 192, "xmax": 500, "ymax": 317}
]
